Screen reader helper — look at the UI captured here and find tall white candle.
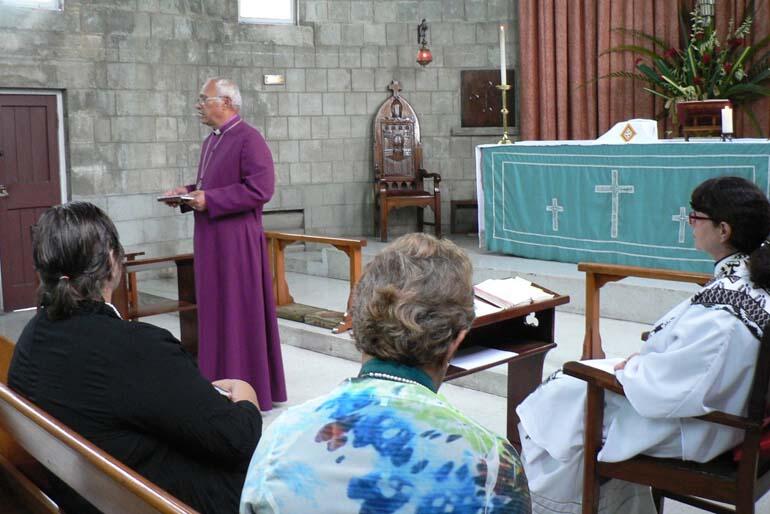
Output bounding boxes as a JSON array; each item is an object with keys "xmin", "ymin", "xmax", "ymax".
[
  {"xmin": 499, "ymin": 25, "xmax": 506, "ymax": 86},
  {"xmin": 721, "ymin": 106, "xmax": 733, "ymax": 134}
]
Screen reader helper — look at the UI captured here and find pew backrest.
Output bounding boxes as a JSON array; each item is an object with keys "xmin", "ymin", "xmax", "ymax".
[
  {"xmin": 0, "ymin": 335, "xmax": 14, "ymax": 384},
  {"xmin": 0, "ymin": 382, "xmax": 199, "ymax": 514}
]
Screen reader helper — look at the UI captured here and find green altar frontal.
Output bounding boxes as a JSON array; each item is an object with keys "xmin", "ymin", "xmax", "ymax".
[{"xmin": 478, "ymin": 141, "xmax": 770, "ymax": 273}]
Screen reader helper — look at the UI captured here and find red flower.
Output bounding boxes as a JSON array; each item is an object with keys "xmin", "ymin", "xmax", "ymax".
[
  {"xmin": 702, "ymin": 53, "xmax": 712, "ymax": 64},
  {"xmin": 724, "ymin": 62, "xmax": 733, "ymax": 73},
  {"xmin": 663, "ymin": 47, "xmax": 678, "ymax": 59},
  {"xmin": 714, "ymin": 46, "xmax": 721, "ymax": 54},
  {"xmin": 694, "ymin": 76, "xmax": 704, "ymax": 85},
  {"xmin": 735, "ymin": 37, "xmax": 745, "ymax": 47}
]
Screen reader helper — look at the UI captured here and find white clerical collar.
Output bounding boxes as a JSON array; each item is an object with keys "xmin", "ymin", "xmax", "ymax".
[
  {"xmin": 105, "ymin": 302, "xmax": 122, "ymax": 319},
  {"xmin": 212, "ymin": 114, "xmax": 239, "ymax": 136}
]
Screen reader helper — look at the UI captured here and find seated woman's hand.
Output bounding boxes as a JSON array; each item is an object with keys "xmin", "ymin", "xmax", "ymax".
[
  {"xmin": 212, "ymin": 379, "xmax": 260, "ymax": 409},
  {"xmin": 614, "ymin": 352, "xmax": 640, "ymax": 371}
]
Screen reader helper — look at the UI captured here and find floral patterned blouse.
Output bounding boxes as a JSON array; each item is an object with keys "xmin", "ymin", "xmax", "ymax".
[{"xmin": 239, "ymin": 375, "xmax": 531, "ymax": 513}]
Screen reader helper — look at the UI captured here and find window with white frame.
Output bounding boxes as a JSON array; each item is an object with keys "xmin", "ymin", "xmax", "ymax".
[
  {"xmin": 239, "ymin": 0, "xmax": 294, "ymax": 24},
  {"xmin": 1, "ymin": 0, "xmax": 62, "ymax": 9}
]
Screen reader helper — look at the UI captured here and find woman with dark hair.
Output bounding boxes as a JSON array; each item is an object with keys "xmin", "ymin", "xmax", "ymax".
[
  {"xmin": 516, "ymin": 176, "xmax": 770, "ymax": 514},
  {"xmin": 240, "ymin": 233, "xmax": 531, "ymax": 513},
  {"xmin": 8, "ymin": 202, "xmax": 262, "ymax": 514}
]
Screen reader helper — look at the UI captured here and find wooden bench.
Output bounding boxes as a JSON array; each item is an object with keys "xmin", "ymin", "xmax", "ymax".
[
  {"xmin": 578, "ymin": 262, "xmax": 711, "ymax": 360},
  {"xmin": 0, "ymin": 336, "xmax": 199, "ymax": 514},
  {"xmin": 450, "ymin": 199, "xmax": 478, "ymax": 234},
  {"xmin": 265, "ymin": 232, "xmax": 367, "ymax": 334},
  {"xmin": 113, "ymin": 253, "xmax": 198, "ymax": 354}
]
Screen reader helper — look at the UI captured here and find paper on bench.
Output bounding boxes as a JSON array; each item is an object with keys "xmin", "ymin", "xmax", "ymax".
[
  {"xmin": 450, "ymin": 345, "xmax": 518, "ymax": 370},
  {"xmin": 473, "ymin": 276, "xmax": 554, "ymax": 309}
]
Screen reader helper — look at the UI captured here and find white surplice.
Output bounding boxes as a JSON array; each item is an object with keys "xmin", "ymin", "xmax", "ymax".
[{"xmin": 517, "ymin": 253, "xmax": 770, "ymax": 514}]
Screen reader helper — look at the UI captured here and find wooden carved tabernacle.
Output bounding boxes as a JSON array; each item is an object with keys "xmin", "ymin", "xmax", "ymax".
[{"xmin": 461, "ymin": 69, "xmax": 515, "ymax": 127}]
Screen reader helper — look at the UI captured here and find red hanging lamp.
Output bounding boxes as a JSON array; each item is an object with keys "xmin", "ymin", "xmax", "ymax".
[{"xmin": 416, "ymin": 19, "xmax": 432, "ymax": 67}]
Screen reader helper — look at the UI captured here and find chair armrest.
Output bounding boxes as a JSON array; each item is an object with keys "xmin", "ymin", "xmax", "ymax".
[
  {"xmin": 562, "ymin": 361, "xmax": 758, "ymax": 430},
  {"xmin": 563, "ymin": 361, "xmax": 625, "ymax": 395},
  {"xmin": 577, "ymin": 262, "xmax": 710, "ymax": 286},
  {"xmin": 419, "ymin": 169, "xmax": 441, "ymax": 182}
]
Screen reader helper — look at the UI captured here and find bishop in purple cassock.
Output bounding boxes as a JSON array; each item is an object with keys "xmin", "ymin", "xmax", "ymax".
[{"xmin": 166, "ymin": 78, "xmax": 286, "ymax": 410}]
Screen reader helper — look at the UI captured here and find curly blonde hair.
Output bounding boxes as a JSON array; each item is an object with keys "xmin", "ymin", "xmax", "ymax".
[{"xmin": 352, "ymin": 234, "xmax": 475, "ymax": 366}]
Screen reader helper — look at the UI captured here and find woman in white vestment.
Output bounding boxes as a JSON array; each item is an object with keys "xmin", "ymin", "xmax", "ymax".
[{"xmin": 517, "ymin": 176, "xmax": 770, "ymax": 514}]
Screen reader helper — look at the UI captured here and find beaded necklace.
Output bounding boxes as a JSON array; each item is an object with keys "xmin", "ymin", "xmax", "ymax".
[
  {"xmin": 196, "ymin": 119, "xmax": 242, "ymax": 189},
  {"xmin": 358, "ymin": 371, "xmax": 422, "ymax": 387},
  {"xmin": 357, "ymin": 358, "xmax": 437, "ymax": 392}
]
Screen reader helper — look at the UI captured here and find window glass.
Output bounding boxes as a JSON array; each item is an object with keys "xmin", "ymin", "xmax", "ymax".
[
  {"xmin": 239, "ymin": 0, "xmax": 293, "ymax": 24},
  {"xmin": 1, "ymin": 0, "xmax": 62, "ymax": 9}
]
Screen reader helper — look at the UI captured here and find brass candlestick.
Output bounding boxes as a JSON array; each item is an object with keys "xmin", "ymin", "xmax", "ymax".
[{"xmin": 496, "ymin": 84, "xmax": 513, "ymax": 144}]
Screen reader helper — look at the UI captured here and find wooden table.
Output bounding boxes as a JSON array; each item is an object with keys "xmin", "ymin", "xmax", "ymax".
[{"xmin": 445, "ymin": 286, "xmax": 570, "ymax": 446}]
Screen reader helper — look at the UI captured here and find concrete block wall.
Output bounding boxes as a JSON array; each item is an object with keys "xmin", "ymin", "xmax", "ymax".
[{"xmin": 0, "ymin": 0, "xmax": 516, "ymax": 255}]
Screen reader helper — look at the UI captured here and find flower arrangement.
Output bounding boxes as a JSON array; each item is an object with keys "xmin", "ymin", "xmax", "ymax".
[{"xmin": 605, "ymin": 0, "xmax": 770, "ymax": 130}]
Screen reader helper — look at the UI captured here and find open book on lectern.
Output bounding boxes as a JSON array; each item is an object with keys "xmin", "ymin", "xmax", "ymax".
[{"xmin": 473, "ymin": 277, "xmax": 554, "ymax": 311}]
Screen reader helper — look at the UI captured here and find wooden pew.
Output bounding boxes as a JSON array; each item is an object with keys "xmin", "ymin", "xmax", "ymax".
[
  {"xmin": 0, "ymin": 379, "xmax": 199, "ymax": 514},
  {"xmin": 1, "ymin": 335, "xmax": 61, "ymax": 513},
  {"xmin": 579, "ymin": 262, "xmax": 711, "ymax": 360},
  {"xmin": 113, "ymin": 254, "xmax": 198, "ymax": 354},
  {"xmin": 265, "ymin": 232, "xmax": 366, "ymax": 333}
]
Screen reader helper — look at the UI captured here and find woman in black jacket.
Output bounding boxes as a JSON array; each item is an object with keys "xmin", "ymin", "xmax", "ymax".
[{"xmin": 8, "ymin": 202, "xmax": 262, "ymax": 514}]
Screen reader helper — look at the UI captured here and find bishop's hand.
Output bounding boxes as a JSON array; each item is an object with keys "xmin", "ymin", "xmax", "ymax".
[
  {"xmin": 160, "ymin": 186, "xmax": 190, "ymax": 207},
  {"xmin": 186, "ymin": 190, "xmax": 207, "ymax": 212}
]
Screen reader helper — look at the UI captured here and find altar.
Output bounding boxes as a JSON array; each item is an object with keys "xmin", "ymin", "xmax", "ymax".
[{"xmin": 475, "ymin": 139, "xmax": 770, "ymax": 273}]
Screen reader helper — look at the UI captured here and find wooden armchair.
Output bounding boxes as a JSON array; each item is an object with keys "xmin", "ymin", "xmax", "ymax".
[
  {"xmin": 563, "ymin": 325, "xmax": 770, "ymax": 514},
  {"xmin": 373, "ymin": 80, "xmax": 441, "ymax": 242}
]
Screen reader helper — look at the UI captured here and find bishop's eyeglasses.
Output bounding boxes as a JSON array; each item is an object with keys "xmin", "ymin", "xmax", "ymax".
[{"xmin": 196, "ymin": 95, "xmax": 224, "ymax": 105}]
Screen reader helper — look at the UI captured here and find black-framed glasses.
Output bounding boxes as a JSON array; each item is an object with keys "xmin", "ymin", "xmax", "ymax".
[{"xmin": 688, "ymin": 211, "xmax": 713, "ymax": 225}]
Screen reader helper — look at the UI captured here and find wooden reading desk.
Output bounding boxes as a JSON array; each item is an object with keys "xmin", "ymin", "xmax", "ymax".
[{"xmin": 445, "ymin": 285, "xmax": 569, "ymax": 446}]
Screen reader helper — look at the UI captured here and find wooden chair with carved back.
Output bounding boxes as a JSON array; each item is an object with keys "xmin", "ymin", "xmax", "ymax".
[
  {"xmin": 373, "ymin": 80, "xmax": 441, "ymax": 242},
  {"xmin": 563, "ymin": 326, "xmax": 770, "ymax": 514}
]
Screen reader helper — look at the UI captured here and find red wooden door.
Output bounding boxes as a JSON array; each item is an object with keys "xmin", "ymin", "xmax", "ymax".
[{"xmin": 0, "ymin": 95, "xmax": 61, "ymax": 311}]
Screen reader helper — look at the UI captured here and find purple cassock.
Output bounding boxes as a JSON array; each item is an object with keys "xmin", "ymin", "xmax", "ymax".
[{"xmin": 186, "ymin": 114, "xmax": 287, "ymax": 410}]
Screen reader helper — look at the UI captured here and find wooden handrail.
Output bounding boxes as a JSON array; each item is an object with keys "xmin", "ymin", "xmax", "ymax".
[
  {"xmin": 578, "ymin": 262, "xmax": 711, "ymax": 360},
  {"xmin": 265, "ymin": 232, "xmax": 367, "ymax": 334}
]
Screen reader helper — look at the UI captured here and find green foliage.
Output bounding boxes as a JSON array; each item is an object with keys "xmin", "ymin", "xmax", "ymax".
[{"xmin": 604, "ymin": 1, "xmax": 770, "ymax": 114}]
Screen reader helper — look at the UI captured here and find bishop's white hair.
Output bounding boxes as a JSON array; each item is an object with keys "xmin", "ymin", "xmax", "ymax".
[{"xmin": 209, "ymin": 77, "xmax": 242, "ymax": 110}]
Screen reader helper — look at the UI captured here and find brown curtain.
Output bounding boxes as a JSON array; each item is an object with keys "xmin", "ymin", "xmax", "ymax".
[{"xmin": 518, "ymin": 0, "xmax": 770, "ymax": 140}]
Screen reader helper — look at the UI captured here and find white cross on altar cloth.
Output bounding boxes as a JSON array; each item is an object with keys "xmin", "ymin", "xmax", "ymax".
[
  {"xmin": 546, "ymin": 197, "xmax": 564, "ymax": 231},
  {"xmin": 594, "ymin": 169, "xmax": 635, "ymax": 239},
  {"xmin": 672, "ymin": 206, "xmax": 688, "ymax": 244}
]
